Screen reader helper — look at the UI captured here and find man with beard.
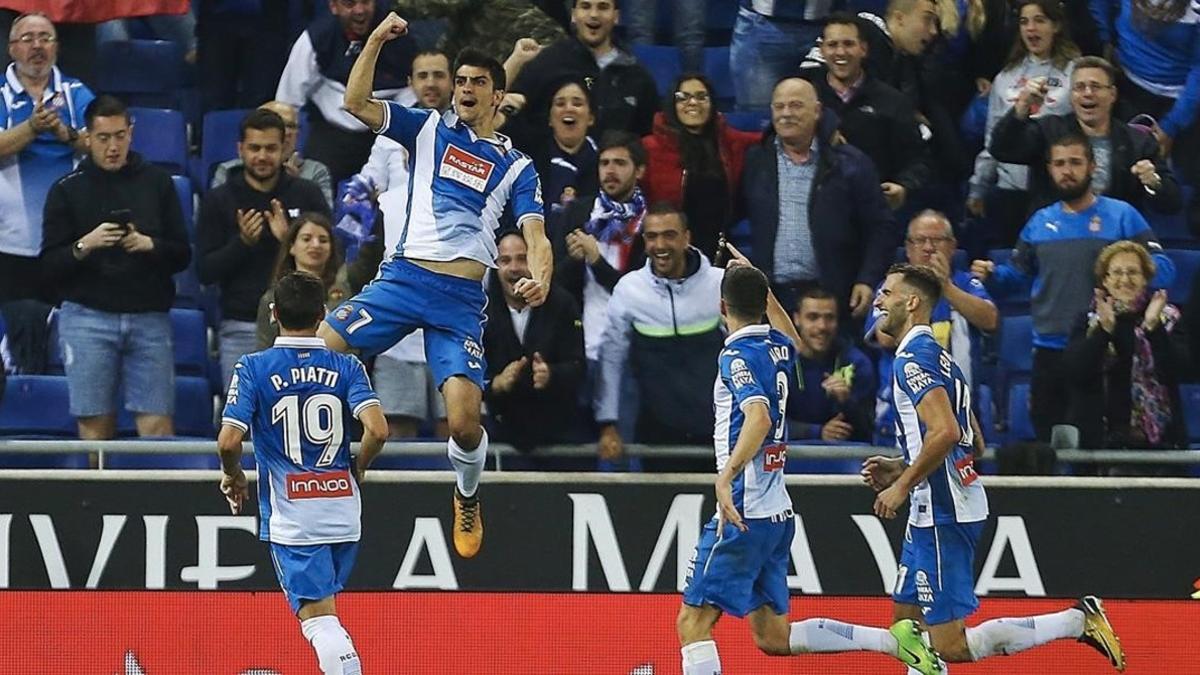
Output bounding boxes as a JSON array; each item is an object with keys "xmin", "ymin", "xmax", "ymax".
[
  {"xmin": 212, "ymin": 101, "xmax": 334, "ymax": 209},
  {"xmin": 970, "ymin": 133, "xmax": 1172, "ymax": 441},
  {"xmin": 198, "ymin": 109, "xmax": 331, "ymax": 388},
  {"xmin": 482, "ymin": 231, "xmax": 584, "ymax": 451},
  {"xmin": 864, "ymin": 263, "xmax": 1127, "ymax": 674}
]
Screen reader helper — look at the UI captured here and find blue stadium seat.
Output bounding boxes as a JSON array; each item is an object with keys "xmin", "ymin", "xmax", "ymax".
[
  {"xmin": 1164, "ymin": 249, "xmax": 1200, "ymax": 306},
  {"xmin": 96, "ymin": 40, "xmax": 184, "ymax": 108},
  {"xmin": 998, "ymin": 314, "xmax": 1033, "ymax": 374},
  {"xmin": 701, "ymin": 47, "xmax": 733, "ymax": 110},
  {"xmin": 172, "ymin": 175, "xmax": 194, "ymax": 237},
  {"xmin": 171, "ymin": 308, "xmax": 208, "ymax": 376},
  {"xmin": 1006, "ymin": 382, "xmax": 1035, "ymax": 442},
  {"xmin": 1147, "ymin": 186, "xmax": 1195, "ymax": 247},
  {"xmin": 175, "ymin": 376, "xmax": 216, "ymax": 437},
  {"xmin": 631, "ymin": 44, "xmax": 682, "ymax": 98},
  {"xmin": 987, "ymin": 248, "xmax": 1013, "ymax": 267},
  {"xmin": 129, "ymin": 108, "xmax": 188, "ymax": 173},
  {"xmin": 1180, "ymin": 384, "xmax": 1200, "ymax": 444},
  {"xmin": 200, "ymin": 109, "xmax": 251, "ymax": 188},
  {"xmin": 0, "ymin": 375, "xmax": 76, "ymax": 436},
  {"xmin": 723, "ymin": 110, "xmax": 770, "ymax": 133},
  {"xmin": 103, "ymin": 450, "xmax": 218, "ymax": 470}
]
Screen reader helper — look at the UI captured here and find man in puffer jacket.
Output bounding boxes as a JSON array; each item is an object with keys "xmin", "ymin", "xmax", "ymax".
[{"xmin": 594, "ymin": 202, "xmax": 724, "ymax": 465}]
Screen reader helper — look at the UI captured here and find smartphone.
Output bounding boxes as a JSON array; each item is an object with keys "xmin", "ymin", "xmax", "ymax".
[{"xmin": 109, "ymin": 209, "xmax": 132, "ymax": 233}]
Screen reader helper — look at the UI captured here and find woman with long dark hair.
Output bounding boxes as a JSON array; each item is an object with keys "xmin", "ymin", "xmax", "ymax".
[
  {"xmin": 641, "ymin": 73, "xmax": 760, "ymax": 259},
  {"xmin": 967, "ymin": 0, "xmax": 1079, "ymax": 248},
  {"xmin": 254, "ymin": 212, "xmax": 349, "ymax": 348}
]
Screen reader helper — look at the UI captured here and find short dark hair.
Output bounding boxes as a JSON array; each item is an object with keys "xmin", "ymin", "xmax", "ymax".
[
  {"xmin": 722, "ymin": 265, "xmax": 769, "ymax": 321},
  {"xmin": 454, "ymin": 47, "xmax": 507, "ymax": 91},
  {"xmin": 413, "ymin": 49, "xmax": 450, "ymax": 66},
  {"xmin": 573, "ymin": 0, "xmax": 620, "ymax": 8},
  {"xmin": 598, "ymin": 130, "xmax": 647, "ymax": 166},
  {"xmin": 240, "ymin": 108, "xmax": 286, "ymax": 142},
  {"xmin": 273, "ymin": 271, "xmax": 326, "ymax": 330},
  {"xmin": 85, "ymin": 95, "xmax": 130, "ymax": 126},
  {"xmin": 797, "ymin": 287, "xmax": 838, "ymax": 311},
  {"xmin": 888, "ymin": 263, "xmax": 943, "ymax": 307},
  {"xmin": 1047, "ymin": 130, "xmax": 1094, "ymax": 163},
  {"xmin": 646, "ymin": 200, "xmax": 689, "ymax": 230},
  {"xmin": 822, "ymin": 12, "xmax": 864, "ymax": 40},
  {"xmin": 1071, "ymin": 56, "xmax": 1118, "ymax": 86}
]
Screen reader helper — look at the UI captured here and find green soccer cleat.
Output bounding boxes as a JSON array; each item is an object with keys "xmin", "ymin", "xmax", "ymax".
[
  {"xmin": 890, "ymin": 619, "xmax": 942, "ymax": 675},
  {"xmin": 1077, "ymin": 595, "xmax": 1126, "ymax": 671}
]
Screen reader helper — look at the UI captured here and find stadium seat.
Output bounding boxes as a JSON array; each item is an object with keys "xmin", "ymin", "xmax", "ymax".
[
  {"xmin": 998, "ymin": 314, "xmax": 1034, "ymax": 374},
  {"xmin": 129, "ymin": 108, "xmax": 188, "ymax": 173},
  {"xmin": 1147, "ymin": 186, "xmax": 1195, "ymax": 247},
  {"xmin": 175, "ymin": 376, "xmax": 216, "ymax": 437},
  {"xmin": 987, "ymin": 248, "xmax": 1013, "ymax": 267},
  {"xmin": 0, "ymin": 375, "xmax": 76, "ymax": 436},
  {"xmin": 723, "ymin": 110, "xmax": 770, "ymax": 133},
  {"xmin": 96, "ymin": 40, "xmax": 184, "ymax": 108},
  {"xmin": 103, "ymin": 450, "xmax": 218, "ymax": 470},
  {"xmin": 171, "ymin": 308, "xmax": 209, "ymax": 377},
  {"xmin": 701, "ymin": 47, "xmax": 733, "ymax": 110},
  {"xmin": 1006, "ymin": 382, "xmax": 1036, "ymax": 442},
  {"xmin": 1180, "ymin": 384, "xmax": 1200, "ymax": 444},
  {"xmin": 631, "ymin": 44, "xmax": 682, "ymax": 98},
  {"xmin": 1164, "ymin": 249, "xmax": 1200, "ymax": 306},
  {"xmin": 172, "ymin": 175, "xmax": 195, "ymax": 237},
  {"xmin": 200, "ymin": 108, "xmax": 251, "ymax": 188}
]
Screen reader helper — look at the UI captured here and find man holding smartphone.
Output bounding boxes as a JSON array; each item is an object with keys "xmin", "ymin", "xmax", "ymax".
[{"xmin": 40, "ymin": 95, "xmax": 191, "ymax": 440}]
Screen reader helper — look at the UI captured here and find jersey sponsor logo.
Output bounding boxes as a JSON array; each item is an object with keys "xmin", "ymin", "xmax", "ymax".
[
  {"xmin": 903, "ymin": 361, "xmax": 934, "ymax": 392},
  {"xmin": 286, "ymin": 470, "xmax": 353, "ymax": 499},
  {"xmin": 226, "ymin": 371, "xmax": 240, "ymax": 405},
  {"xmin": 955, "ymin": 455, "xmax": 979, "ymax": 485},
  {"xmin": 763, "ymin": 443, "xmax": 787, "ymax": 472},
  {"xmin": 915, "ymin": 569, "xmax": 935, "ymax": 605},
  {"xmin": 439, "ymin": 144, "xmax": 495, "ymax": 192},
  {"xmin": 463, "ymin": 338, "xmax": 484, "ymax": 360},
  {"xmin": 730, "ymin": 358, "xmax": 754, "ymax": 389}
]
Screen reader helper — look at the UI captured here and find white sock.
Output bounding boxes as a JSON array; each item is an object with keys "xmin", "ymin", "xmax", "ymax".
[
  {"xmin": 681, "ymin": 640, "xmax": 722, "ymax": 675},
  {"xmin": 909, "ymin": 662, "xmax": 948, "ymax": 674},
  {"xmin": 965, "ymin": 608, "xmax": 1084, "ymax": 660},
  {"xmin": 789, "ymin": 618, "xmax": 898, "ymax": 654},
  {"xmin": 300, "ymin": 615, "xmax": 362, "ymax": 675},
  {"xmin": 447, "ymin": 428, "xmax": 487, "ymax": 498}
]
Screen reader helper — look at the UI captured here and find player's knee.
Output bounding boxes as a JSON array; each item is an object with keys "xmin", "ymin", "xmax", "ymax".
[
  {"xmin": 447, "ymin": 417, "xmax": 482, "ymax": 449},
  {"xmin": 930, "ymin": 631, "xmax": 973, "ymax": 663}
]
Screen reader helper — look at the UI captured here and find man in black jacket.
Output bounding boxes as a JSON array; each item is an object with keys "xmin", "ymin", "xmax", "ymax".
[
  {"xmin": 989, "ymin": 56, "xmax": 1180, "ymax": 218},
  {"xmin": 41, "ymin": 95, "xmax": 191, "ymax": 440},
  {"xmin": 804, "ymin": 14, "xmax": 932, "ymax": 211},
  {"xmin": 508, "ymin": 0, "xmax": 659, "ymax": 138},
  {"xmin": 744, "ymin": 77, "xmax": 898, "ymax": 326},
  {"xmin": 198, "ymin": 109, "xmax": 330, "ymax": 389},
  {"xmin": 484, "ymin": 231, "xmax": 585, "ymax": 451}
]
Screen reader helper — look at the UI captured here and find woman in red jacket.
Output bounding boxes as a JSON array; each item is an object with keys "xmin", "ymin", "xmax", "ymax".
[{"xmin": 641, "ymin": 73, "xmax": 761, "ymax": 260}]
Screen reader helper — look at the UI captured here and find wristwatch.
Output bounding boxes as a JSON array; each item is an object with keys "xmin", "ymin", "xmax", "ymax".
[{"xmin": 73, "ymin": 239, "xmax": 86, "ymax": 258}]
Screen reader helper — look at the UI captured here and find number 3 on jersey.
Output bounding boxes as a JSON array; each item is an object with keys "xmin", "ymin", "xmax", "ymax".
[{"xmin": 271, "ymin": 393, "xmax": 345, "ymax": 467}]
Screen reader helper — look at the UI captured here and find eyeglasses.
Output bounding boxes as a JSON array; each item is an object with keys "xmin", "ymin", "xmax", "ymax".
[
  {"xmin": 674, "ymin": 91, "xmax": 710, "ymax": 104},
  {"xmin": 1106, "ymin": 267, "xmax": 1144, "ymax": 279},
  {"xmin": 771, "ymin": 101, "xmax": 806, "ymax": 113},
  {"xmin": 1071, "ymin": 82, "xmax": 1113, "ymax": 93},
  {"xmin": 906, "ymin": 235, "xmax": 953, "ymax": 246},
  {"xmin": 14, "ymin": 32, "xmax": 55, "ymax": 46}
]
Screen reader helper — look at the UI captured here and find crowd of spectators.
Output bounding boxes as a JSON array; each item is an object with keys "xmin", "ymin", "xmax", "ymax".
[{"xmin": 2, "ymin": 0, "xmax": 1200, "ymax": 468}]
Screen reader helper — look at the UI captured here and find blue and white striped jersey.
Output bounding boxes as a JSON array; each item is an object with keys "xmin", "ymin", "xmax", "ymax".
[
  {"xmin": 222, "ymin": 337, "xmax": 380, "ymax": 545},
  {"xmin": 375, "ymin": 102, "xmax": 543, "ymax": 267},
  {"xmin": 892, "ymin": 325, "xmax": 989, "ymax": 527},
  {"xmin": 713, "ymin": 324, "xmax": 796, "ymax": 519}
]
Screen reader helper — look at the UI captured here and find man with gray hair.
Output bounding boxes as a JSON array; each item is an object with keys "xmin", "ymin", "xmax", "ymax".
[
  {"xmin": 866, "ymin": 210, "xmax": 997, "ymax": 446},
  {"xmin": 0, "ymin": 12, "xmax": 92, "ymax": 373}
]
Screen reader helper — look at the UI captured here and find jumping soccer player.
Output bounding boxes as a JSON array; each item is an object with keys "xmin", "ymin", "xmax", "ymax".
[
  {"xmin": 676, "ymin": 246, "xmax": 942, "ymax": 675},
  {"xmin": 864, "ymin": 263, "xmax": 1126, "ymax": 673},
  {"xmin": 218, "ymin": 271, "xmax": 388, "ymax": 675},
  {"xmin": 321, "ymin": 12, "xmax": 553, "ymax": 558}
]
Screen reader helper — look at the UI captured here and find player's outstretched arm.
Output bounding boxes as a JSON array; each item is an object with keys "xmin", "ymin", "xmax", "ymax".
[
  {"xmin": 355, "ymin": 404, "xmax": 388, "ymax": 482},
  {"xmin": 874, "ymin": 387, "xmax": 959, "ymax": 519},
  {"xmin": 217, "ymin": 424, "xmax": 249, "ymax": 515},
  {"xmin": 344, "ymin": 12, "xmax": 409, "ymax": 132},
  {"xmin": 723, "ymin": 241, "xmax": 801, "ymax": 346},
  {"xmin": 715, "ymin": 401, "xmax": 772, "ymax": 532},
  {"xmin": 515, "ymin": 217, "xmax": 553, "ymax": 307}
]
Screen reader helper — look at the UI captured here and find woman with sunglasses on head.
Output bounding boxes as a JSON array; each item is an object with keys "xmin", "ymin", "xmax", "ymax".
[
  {"xmin": 641, "ymin": 73, "xmax": 761, "ymax": 260},
  {"xmin": 967, "ymin": 0, "xmax": 1079, "ymax": 248}
]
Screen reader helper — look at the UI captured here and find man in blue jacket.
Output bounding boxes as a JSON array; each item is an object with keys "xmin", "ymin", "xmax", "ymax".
[{"xmin": 743, "ymin": 76, "xmax": 899, "ymax": 327}]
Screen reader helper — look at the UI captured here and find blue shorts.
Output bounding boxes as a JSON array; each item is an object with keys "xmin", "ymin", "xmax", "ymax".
[
  {"xmin": 892, "ymin": 521, "xmax": 985, "ymax": 625},
  {"xmin": 682, "ymin": 514, "xmax": 795, "ymax": 618},
  {"xmin": 324, "ymin": 259, "xmax": 487, "ymax": 389},
  {"xmin": 269, "ymin": 541, "xmax": 359, "ymax": 614},
  {"xmin": 57, "ymin": 302, "xmax": 174, "ymax": 417}
]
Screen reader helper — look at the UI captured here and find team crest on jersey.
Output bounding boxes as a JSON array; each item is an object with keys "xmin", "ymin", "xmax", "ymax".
[
  {"xmin": 334, "ymin": 304, "xmax": 353, "ymax": 322},
  {"xmin": 730, "ymin": 358, "xmax": 754, "ymax": 388},
  {"xmin": 439, "ymin": 144, "xmax": 495, "ymax": 192},
  {"xmin": 916, "ymin": 570, "xmax": 935, "ymax": 604},
  {"xmin": 903, "ymin": 361, "xmax": 933, "ymax": 392}
]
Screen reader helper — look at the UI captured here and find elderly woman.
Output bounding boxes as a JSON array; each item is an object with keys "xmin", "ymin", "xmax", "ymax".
[{"xmin": 1062, "ymin": 241, "xmax": 1189, "ymax": 449}]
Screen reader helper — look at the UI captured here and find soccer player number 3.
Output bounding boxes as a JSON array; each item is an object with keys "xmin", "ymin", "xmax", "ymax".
[{"xmin": 270, "ymin": 393, "xmax": 346, "ymax": 467}]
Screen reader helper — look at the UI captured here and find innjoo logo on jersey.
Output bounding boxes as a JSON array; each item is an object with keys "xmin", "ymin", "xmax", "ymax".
[
  {"xmin": 439, "ymin": 144, "xmax": 495, "ymax": 191},
  {"xmin": 286, "ymin": 470, "xmax": 353, "ymax": 499},
  {"xmin": 955, "ymin": 456, "xmax": 979, "ymax": 485},
  {"xmin": 763, "ymin": 444, "xmax": 787, "ymax": 472}
]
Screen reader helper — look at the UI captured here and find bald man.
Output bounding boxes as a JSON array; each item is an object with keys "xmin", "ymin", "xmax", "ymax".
[
  {"xmin": 742, "ymin": 76, "xmax": 898, "ymax": 333},
  {"xmin": 212, "ymin": 101, "xmax": 333, "ymax": 208}
]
